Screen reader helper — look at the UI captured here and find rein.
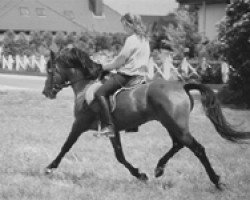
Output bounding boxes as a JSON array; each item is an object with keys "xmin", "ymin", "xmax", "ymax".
[{"xmin": 54, "ymin": 78, "xmax": 85, "ymax": 90}]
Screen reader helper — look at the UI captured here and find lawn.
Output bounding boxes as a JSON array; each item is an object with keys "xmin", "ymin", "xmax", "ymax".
[{"xmin": 0, "ymin": 89, "xmax": 249, "ymax": 200}]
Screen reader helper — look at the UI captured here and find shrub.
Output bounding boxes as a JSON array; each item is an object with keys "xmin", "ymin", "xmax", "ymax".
[
  {"xmin": 199, "ymin": 61, "xmax": 222, "ymax": 84},
  {"xmin": 110, "ymin": 32, "xmax": 126, "ymax": 54},
  {"xmin": 76, "ymin": 31, "xmax": 96, "ymax": 54},
  {"xmin": 29, "ymin": 31, "xmax": 44, "ymax": 52},
  {"xmin": 54, "ymin": 31, "xmax": 66, "ymax": 50},
  {"xmin": 94, "ymin": 33, "xmax": 113, "ymax": 52},
  {"xmin": 199, "ymin": 39, "xmax": 225, "ymax": 60},
  {"xmin": 15, "ymin": 32, "xmax": 31, "ymax": 56},
  {"xmin": 42, "ymin": 31, "xmax": 53, "ymax": 48},
  {"xmin": 2, "ymin": 30, "xmax": 17, "ymax": 56},
  {"xmin": 217, "ymin": 0, "xmax": 250, "ymax": 108}
]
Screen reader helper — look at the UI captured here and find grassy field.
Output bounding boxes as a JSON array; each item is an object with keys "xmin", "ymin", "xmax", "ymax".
[{"xmin": 0, "ymin": 89, "xmax": 249, "ymax": 200}]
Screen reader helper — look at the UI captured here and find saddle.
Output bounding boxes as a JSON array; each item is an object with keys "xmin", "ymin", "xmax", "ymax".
[{"xmin": 83, "ymin": 75, "xmax": 146, "ymax": 133}]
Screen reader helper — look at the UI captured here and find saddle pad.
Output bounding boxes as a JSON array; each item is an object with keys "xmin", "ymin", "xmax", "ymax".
[
  {"xmin": 84, "ymin": 77, "xmax": 146, "ymax": 111},
  {"xmin": 84, "ymin": 81, "xmax": 103, "ymax": 104}
]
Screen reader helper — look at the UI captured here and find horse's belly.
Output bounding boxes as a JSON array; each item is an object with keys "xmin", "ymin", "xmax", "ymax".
[{"xmin": 112, "ymin": 90, "xmax": 153, "ymax": 130}]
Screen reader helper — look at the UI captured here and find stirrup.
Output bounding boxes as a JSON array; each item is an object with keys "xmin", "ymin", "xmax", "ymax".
[{"xmin": 97, "ymin": 126, "xmax": 115, "ymax": 137}]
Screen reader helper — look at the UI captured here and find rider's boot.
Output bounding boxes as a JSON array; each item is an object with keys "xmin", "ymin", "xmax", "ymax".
[{"xmin": 96, "ymin": 95, "xmax": 115, "ymax": 137}]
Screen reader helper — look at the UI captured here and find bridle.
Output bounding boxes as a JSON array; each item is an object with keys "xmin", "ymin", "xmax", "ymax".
[
  {"xmin": 47, "ymin": 57, "xmax": 100, "ymax": 93},
  {"xmin": 47, "ymin": 59, "xmax": 85, "ymax": 93},
  {"xmin": 46, "ymin": 47, "xmax": 105, "ymax": 96}
]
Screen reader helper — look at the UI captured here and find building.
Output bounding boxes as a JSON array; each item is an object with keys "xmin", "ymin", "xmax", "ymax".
[
  {"xmin": 177, "ymin": 0, "xmax": 231, "ymax": 40},
  {"xmin": 0, "ymin": 0, "xmax": 123, "ymax": 34}
]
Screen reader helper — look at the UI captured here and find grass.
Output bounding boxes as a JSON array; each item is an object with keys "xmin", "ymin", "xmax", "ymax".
[{"xmin": 0, "ymin": 89, "xmax": 249, "ymax": 200}]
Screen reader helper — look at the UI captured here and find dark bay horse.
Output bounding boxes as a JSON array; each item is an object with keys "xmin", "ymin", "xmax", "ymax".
[{"xmin": 42, "ymin": 48, "xmax": 250, "ymax": 189}]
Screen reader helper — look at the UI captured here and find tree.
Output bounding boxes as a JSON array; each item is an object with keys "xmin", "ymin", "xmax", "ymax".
[
  {"xmin": 150, "ymin": 6, "xmax": 201, "ymax": 58},
  {"xmin": 217, "ymin": 0, "xmax": 250, "ymax": 107}
]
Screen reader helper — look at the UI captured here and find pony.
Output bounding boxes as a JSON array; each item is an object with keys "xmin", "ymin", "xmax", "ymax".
[{"xmin": 42, "ymin": 47, "xmax": 250, "ymax": 189}]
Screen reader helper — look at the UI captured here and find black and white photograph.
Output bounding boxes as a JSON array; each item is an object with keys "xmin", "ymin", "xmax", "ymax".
[{"xmin": 0, "ymin": 0, "xmax": 249, "ymax": 199}]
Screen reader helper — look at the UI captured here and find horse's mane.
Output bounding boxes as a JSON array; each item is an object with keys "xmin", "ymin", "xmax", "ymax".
[
  {"xmin": 56, "ymin": 47, "xmax": 93, "ymax": 71},
  {"xmin": 55, "ymin": 47, "xmax": 102, "ymax": 80}
]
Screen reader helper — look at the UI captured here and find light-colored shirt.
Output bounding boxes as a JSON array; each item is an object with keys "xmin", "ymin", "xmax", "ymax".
[{"xmin": 103, "ymin": 34, "xmax": 150, "ymax": 76}]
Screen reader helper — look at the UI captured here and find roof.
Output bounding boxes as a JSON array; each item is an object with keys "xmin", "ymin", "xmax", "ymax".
[
  {"xmin": 104, "ymin": 0, "xmax": 178, "ymax": 16},
  {"xmin": 176, "ymin": 0, "xmax": 230, "ymax": 5},
  {"xmin": 0, "ymin": 0, "xmax": 124, "ymax": 33}
]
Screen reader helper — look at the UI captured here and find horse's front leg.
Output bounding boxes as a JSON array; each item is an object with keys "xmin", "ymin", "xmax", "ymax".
[
  {"xmin": 109, "ymin": 132, "xmax": 148, "ymax": 181},
  {"xmin": 45, "ymin": 111, "xmax": 96, "ymax": 174}
]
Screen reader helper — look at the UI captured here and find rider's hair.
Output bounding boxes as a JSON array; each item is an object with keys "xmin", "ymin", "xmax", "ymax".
[{"xmin": 121, "ymin": 13, "xmax": 148, "ymax": 40}]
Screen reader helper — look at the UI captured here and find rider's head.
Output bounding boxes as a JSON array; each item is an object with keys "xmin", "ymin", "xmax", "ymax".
[{"xmin": 121, "ymin": 13, "xmax": 148, "ymax": 39}]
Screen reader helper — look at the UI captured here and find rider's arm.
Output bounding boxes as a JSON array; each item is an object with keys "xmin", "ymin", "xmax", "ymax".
[
  {"xmin": 102, "ymin": 36, "xmax": 135, "ymax": 71},
  {"xmin": 102, "ymin": 54, "xmax": 127, "ymax": 70}
]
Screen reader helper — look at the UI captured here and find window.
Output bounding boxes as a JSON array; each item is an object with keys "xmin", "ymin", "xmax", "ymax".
[
  {"xmin": 20, "ymin": 7, "xmax": 30, "ymax": 16},
  {"xmin": 63, "ymin": 10, "xmax": 75, "ymax": 20},
  {"xmin": 36, "ymin": 8, "xmax": 46, "ymax": 17}
]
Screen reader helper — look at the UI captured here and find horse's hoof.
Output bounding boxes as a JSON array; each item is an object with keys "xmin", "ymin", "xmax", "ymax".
[
  {"xmin": 44, "ymin": 168, "xmax": 54, "ymax": 175},
  {"xmin": 155, "ymin": 167, "xmax": 164, "ymax": 178},
  {"xmin": 138, "ymin": 173, "xmax": 148, "ymax": 181},
  {"xmin": 216, "ymin": 182, "xmax": 227, "ymax": 191}
]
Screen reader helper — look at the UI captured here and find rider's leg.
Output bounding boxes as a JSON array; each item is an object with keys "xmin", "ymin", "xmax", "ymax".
[
  {"xmin": 95, "ymin": 73, "xmax": 133, "ymax": 136},
  {"xmin": 95, "ymin": 95, "xmax": 115, "ymax": 136}
]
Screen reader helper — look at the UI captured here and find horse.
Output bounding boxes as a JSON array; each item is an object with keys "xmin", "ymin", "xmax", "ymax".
[{"xmin": 42, "ymin": 47, "xmax": 250, "ymax": 189}]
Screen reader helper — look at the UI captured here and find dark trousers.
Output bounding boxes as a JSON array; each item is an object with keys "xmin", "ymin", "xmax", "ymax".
[
  {"xmin": 95, "ymin": 73, "xmax": 134, "ymax": 98},
  {"xmin": 94, "ymin": 73, "xmax": 134, "ymax": 131}
]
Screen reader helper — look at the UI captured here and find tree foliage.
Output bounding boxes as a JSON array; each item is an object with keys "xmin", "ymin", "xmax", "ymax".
[
  {"xmin": 218, "ymin": 0, "xmax": 250, "ymax": 107},
  {"xmin": 150, "ymin": 6, "xmax": 202, "ymax": 59}
]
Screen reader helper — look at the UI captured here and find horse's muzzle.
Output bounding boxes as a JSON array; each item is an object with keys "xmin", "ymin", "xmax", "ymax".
[{"xmin": 42, "ymin": 89, "xmax": 56, "ymax": 99}]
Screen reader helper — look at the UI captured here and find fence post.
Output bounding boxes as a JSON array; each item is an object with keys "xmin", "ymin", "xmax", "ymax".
[
  {"xmin": 39, "ymin": 55, "xmax": 46, "ymax": 73},
  {"xmin": 2, "ymin": 55, "xmax": 14, "ymax": 70},
  {"xmin": 16, "ymin": 55, "xmax": 29, "ymax": 71},
  {"xmin": 221, "ymin": 61, "xmax": 230, "ymax": 83},
  {"xmin": 147, "ymin": 57, "xmax": 156, "ymax": 80}
]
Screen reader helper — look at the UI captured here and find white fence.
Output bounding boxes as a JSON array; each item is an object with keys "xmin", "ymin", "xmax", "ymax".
[
  {"xmin": 0, "ymin": 53, "xmax": 230, "ymax": 83},
  {"xmin": 0, "ymin": 55, "xmax": 47, "ymax": 73}
]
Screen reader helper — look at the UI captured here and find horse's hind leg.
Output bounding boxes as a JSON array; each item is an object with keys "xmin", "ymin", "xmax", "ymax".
[
  {"xmin": 155, "ymin": 138, "xmax": 183, "ymax": 178},
  {"xmin": 109, "ymin": 132, "xmax": 148, "ymax": 181},
  {"xmin": 178, "ymin": 133, "xmax": 223, "ymax": 189},
  {"xmin": 45, "ymin": 112, "xmax": 95, "ymax": 174}
]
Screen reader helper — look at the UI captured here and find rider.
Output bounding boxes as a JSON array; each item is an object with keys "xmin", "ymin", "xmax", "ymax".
[{"xmin": 93, "ymin": 13, "xmax": 150, "ymax": 137}]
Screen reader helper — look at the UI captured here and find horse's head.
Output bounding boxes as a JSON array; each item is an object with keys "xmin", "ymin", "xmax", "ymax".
[
  {"xmin": 42, "ymin": 47, "xmax": 103, "ymax": 99},
  {"xmin": 42, "ymin": 51, "xmax": 67, "ymax": 99}
]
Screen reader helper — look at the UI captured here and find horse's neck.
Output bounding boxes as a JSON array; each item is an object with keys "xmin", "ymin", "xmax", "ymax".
[{"xmin": 68, "ymin": 71, "xmax": 87, "ymax": 97}]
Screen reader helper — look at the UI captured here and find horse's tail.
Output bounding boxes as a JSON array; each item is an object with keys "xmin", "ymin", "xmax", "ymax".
[{"xmin": 184, "ymin": 83, "xmax": 250, "ymax": 143}]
